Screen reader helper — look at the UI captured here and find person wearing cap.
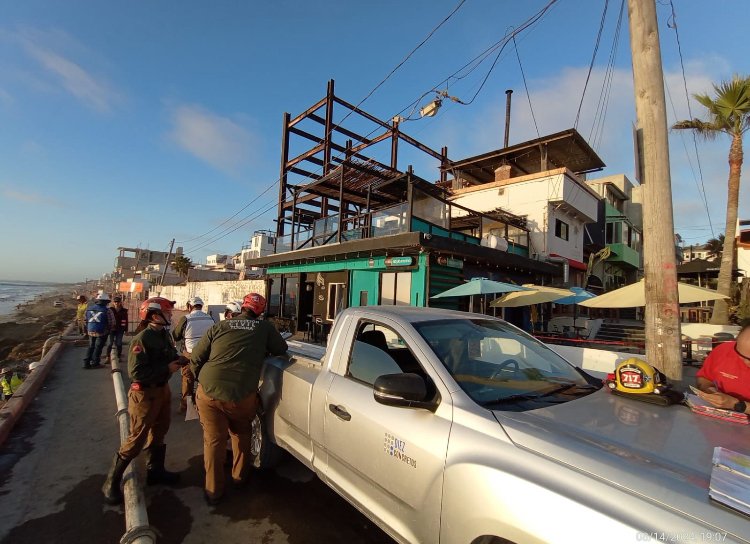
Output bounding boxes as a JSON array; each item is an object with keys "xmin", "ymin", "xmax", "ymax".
[
  {"xmin": 102, "ymin": 301, "xmax": 187, "ymax": 505},
  {"xmin": 106, "ymin": 295, "xmax": 129, "ymax": 363},
  {"xmin": 172, "ymin": 296, "xmax": 215, "ymax": 412},
  {"xmin": 83, "ymin": 292, "xmax": 115, "ymax": 369},
  {"xmin": 76, "ymin": 295, "xmax": 88, "ymax": 336},
  {"xmin": 190, "ymin": 293, "xmax": 288, "ymax": 506}
]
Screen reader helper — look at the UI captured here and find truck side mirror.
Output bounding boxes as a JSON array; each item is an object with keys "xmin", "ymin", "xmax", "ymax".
[{"xmin": 373, "ymin": 373, "xmax": 437, "ymax": 411}]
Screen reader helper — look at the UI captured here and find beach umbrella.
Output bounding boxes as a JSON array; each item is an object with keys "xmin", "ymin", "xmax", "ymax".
[
  {"xmin": 554, "ymin": 287, "xmax": 596, "ymax": 305},
  {"xmin": 554, "ymin": 287, "xmax": 596, "ymax": 329},
  {"xmin": 431, "ymin": 278, "xmax": 528, "ymax": 313},
  {"xmin": 578, "ymin": 280, "xmax": 729, "ymax": 308},
  {"xmin": 490, "ymin": 284, "xmax": 572, "ymax": 308},
  {"xmin": 431, "ymin": 278, "xmax": 529, "ymax": 298}
]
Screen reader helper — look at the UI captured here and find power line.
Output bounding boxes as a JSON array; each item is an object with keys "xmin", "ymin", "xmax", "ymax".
[
  {"xmin": 175, "ymin": 0, "xmax": 470, "ymax": 251},
  {"xmin": 666, "ymin": 0, "xmax": 714, "ymax": 238},
  {"xmin": 574, "ymin": 0, "xmax": 609, "ymax": 130},
  {"xmin": 512, "ymin": 35, "xmax": 540, "ymax": 138}
]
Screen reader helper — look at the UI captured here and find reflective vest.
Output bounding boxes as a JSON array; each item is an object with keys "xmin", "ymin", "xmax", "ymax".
[
  {"xmin": 183, "ymin": 311, "xmax": 215, "ymax": 352},
  {"xmin": 1, "ymin": 373, "xmax": 23, "ymax": 397}
]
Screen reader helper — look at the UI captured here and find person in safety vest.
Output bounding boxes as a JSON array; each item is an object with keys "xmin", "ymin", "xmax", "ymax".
[
  {"xmin": 83, "ymin": 292, "xmax": 115, "ymax": 369},
  {"xmin": 102, "ymin": 302, "xmax": 187, "ymax": 505},
  {"xmin": 190, "ymin": 293, "xmax": 288, "ymax": 506},
  {"xmin": 172, "ymin": 296, "xmax": 215, "ymax": 412},
  {"xmin": 106, "ymin": 295, "xmax": 129, "ymax": 363},
  {"xmin": 1, "ymin": 368, "xmax": 24, "ymax": 400},
  {"xmin": 76, "ymin": 295, "xmax": 88, "ymax": 336}
]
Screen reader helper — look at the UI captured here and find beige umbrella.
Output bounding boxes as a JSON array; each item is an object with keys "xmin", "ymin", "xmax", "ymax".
[
  {"xmin": 578, "ymin": 279, "xmax": 729, "ymax": 308},
  {"xmin": 490, "ymin": 285, "xmax": 573, "ymax": 308}
]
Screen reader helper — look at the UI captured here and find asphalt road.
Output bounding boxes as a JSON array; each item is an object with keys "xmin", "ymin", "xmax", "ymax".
[{"xmin": 0, "ymin": 336, "xmax": 394, "ymax": 544}]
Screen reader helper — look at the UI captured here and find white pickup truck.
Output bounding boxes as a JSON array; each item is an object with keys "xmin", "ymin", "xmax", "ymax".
[{"xmin": 253, "ymin": 306, "xmax": 750, "ymax": 544}]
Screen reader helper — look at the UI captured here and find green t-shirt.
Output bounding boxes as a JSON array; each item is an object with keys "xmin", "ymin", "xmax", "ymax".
[{"xmin": 190, "ymin": 314, "xmax": 288, "ymax": 402}]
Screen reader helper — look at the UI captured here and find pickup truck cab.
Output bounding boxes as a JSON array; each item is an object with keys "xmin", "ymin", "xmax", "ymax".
[{"xmin": 256, "ymin": 306, "xmax": 750, "ymax": 544}]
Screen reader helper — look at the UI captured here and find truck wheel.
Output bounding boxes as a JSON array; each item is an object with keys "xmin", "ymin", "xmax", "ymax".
[{"xmin": 251, "ymin": 413, "xmax": 282, "ymax": 469}]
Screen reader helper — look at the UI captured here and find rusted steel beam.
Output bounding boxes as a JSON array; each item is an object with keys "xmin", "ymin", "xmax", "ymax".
[
  {"xmin": 277, "ymin": 112, "xmax": 291, "ymax": 245},
  {"xmin": 306, "ymin": 113, "xmax": 373, "ymax": 145},
  {"xmin": 349, "ymin": 130, "xmax": 392, "ymax": 155},
  {"xmin": 287, "ymin": 143, "xmax": 325, "ymax": 168},
  {"xmin": 288, "ymin": 96, "xmax": 327, "ymax": 127},
  {"xmin": 323, "ymin": 80, "xmax": 334, "ymax": 174},
  {"xmin": 288, "ymin": 166, "xmax": 322, "ymax": 180}
]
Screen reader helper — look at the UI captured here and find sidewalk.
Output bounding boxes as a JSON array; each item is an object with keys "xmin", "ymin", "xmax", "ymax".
[{"xmin": 0, "ymin": 334, "xmax": 392, "ymax": 544}]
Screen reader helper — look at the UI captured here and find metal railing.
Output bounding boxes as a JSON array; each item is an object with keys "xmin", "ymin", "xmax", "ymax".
[{"xmin": 108, "ymin": 346, "xmax": 157, "ymax": 544}]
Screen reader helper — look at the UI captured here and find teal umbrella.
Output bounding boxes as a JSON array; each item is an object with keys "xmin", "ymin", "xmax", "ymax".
[
  {"xmin": 431, "ymin": 278, "xmax": 528, "ymax": 298},
  {"xmin": 554, "ymin": 287, "xmax": 596, "ymax": 330},
  {"xmin": 431, "ymin": 278, "xmax": 529, "ymax": 313}
]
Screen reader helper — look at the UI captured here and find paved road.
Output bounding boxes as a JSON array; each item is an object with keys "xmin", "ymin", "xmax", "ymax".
[{"xmin": 0, "ymin": 335, "xmax": 394, "ymax": 544}]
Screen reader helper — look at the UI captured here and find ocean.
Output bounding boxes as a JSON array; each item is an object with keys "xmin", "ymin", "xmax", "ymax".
[{"xmin": 0, "ymin": 280, "xmax": 72, "ymax": 319}]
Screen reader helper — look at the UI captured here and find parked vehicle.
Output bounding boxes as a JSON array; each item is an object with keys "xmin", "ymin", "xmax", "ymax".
[{"xmin": 254, "ymin": 306, "xmax": 750, "ymax": 544}]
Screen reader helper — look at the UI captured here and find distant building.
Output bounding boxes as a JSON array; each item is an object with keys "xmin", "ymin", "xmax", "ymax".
[{"xmin": 584, "ymin": 174, "xmax": 643, "ymax": 291}]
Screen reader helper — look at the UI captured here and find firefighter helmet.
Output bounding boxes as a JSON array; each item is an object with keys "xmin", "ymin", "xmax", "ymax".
[
  {"xmin": 241, "ymin": 293, "xmax": 266, "ymax": 315},
  {"xmin": 138, "ymin": 297, "xmax": 175, "ymax": 322}
]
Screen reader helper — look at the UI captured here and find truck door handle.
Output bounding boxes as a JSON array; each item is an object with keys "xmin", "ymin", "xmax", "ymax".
[{"xmin": 328, "ymin": 404, "xmax": 351, "ymax": 421}]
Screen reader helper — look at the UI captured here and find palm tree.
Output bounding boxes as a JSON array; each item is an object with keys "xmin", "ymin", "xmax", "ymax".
[
  {"xmin": 704, "ymin": 234, "xmax": 725, "ymax": 261},
  {"xmin": 172, "ymin": 255, "xmax": 193, "ymax": 278},
  {"xmin": 673, "ymin": 75, "xmax": 750, "ymax": 324}
]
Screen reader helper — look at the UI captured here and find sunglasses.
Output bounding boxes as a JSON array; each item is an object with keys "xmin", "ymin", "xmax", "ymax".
[{"xmin": 734, "ymin": 344, "xmax": 750, "ymax": 361}]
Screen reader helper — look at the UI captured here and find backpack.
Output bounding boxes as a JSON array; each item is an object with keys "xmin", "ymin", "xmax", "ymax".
[{"xmin": 86, "ymin": 304, "xmax": 109, "ymax": 334}]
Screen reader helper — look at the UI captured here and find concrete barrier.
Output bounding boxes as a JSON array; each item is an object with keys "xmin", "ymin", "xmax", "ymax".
[{"xmin": 0, "ymin": 321, "xmax": 79, "ymax": 448}]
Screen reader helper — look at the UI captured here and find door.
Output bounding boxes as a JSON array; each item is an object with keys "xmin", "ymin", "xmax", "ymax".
[{"xmin": 322, "ymin": 318, "xmax": 452, "ymax": 544}]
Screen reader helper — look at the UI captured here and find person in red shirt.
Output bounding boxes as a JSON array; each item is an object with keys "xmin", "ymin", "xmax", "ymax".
[{"xmin": 695, "ymin": 324, "xmax": 750, "ymax": 414}]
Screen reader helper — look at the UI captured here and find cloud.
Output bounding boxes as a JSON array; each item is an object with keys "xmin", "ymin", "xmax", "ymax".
[
  {"xmin": 167, "ymin": 104, "xmax": 261, "ymax": 176},
  {"xmin": 8, "ymin": 27, "xmax": 121, "ymax": 113},
  {"xmin": 2, "ymin": 186, "xmax": 63, "ymax": 207}
]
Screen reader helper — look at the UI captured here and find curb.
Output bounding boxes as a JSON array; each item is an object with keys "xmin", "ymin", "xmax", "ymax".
[{"xmin": 0, "ymin": 320, "xmax": 78, "ymax": 449}]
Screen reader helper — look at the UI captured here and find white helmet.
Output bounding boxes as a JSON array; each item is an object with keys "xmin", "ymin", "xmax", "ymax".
[
  {"xmin": 96, "ymin": 291, "xmax": 111, "ymax": 303},
  {"xmin": 29, "ymin": 361, "xmax": 42, "ymax": 371},
  {"xmin": 225, "ymin": 301, "xmax": 242, "ymax": 314},
  {"xmin": 188, "ymin": 296, "xmax": 204, "ymax": 307}
]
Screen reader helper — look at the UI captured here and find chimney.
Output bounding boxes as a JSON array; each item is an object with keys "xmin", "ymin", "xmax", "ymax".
[{"xmin": 494, "ymin": 165, "xmax": 514, "ymax": 184}]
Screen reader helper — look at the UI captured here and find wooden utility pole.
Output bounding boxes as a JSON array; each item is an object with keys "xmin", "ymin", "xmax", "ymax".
[
  {"xmin": 159, "ymin": 239, "xmax": 175, "ymax": 287},
  {"xmin": 627, "ymin": 0, "xmax": 682, "ymax": 380}
]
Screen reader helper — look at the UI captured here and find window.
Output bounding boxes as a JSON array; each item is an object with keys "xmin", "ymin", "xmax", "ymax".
[
  {"xmin": 347, "ymin": 322, "xmax": 426, "ymax": 386},
  {"xmin": 380, "ymin": 272, "xmax": 411, "ymax": 305},
  {"xmin": 327, "ymin": 283, "xmax": 346, "ymax": 320},
  {"xmin": 555, "ymin": 219, "xmax": 569, "ymax": 241}
]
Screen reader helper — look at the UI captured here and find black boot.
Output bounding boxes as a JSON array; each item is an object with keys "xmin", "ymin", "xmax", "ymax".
[
  {"xmin": 146, "ymin": 444, "xmax": 180, "ymax": 485},
  {"xmin": 102, "ymin": 453, "xmax": 130, "ymax": 505}
]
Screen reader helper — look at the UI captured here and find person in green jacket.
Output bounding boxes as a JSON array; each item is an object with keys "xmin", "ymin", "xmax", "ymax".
[
  {"xmin": 190, "ymin": 293, "xmax": 288, "ymax": 506},
  {"xmin": 102, "ymin": 302, "xmax": 186, "ymax": 505}
]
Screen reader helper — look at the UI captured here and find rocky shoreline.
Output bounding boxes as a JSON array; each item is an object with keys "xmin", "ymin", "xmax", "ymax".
[{"xmin": 0, "ymin": 288, "xmax": 77, "ymax": 374}]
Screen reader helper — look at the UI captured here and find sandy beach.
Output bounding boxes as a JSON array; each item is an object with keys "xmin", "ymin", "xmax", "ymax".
[{"xmin": 0, "ymin": 287, "xmax": 77, "ymax": 375}]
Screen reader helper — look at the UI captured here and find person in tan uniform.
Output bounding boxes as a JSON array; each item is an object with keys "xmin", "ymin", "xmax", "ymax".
[
  {"xmin": 190, "ymin": 293, "xmax": 288, "ymax": 506},
  {"xmin": 102, "ymin": 302, "xmax": 186, "ymax": 505}
]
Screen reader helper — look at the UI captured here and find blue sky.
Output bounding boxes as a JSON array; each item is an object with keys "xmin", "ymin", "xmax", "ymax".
[{"xmin": 0, "ymin": 0, "xmax": 747, "ymax": 283}]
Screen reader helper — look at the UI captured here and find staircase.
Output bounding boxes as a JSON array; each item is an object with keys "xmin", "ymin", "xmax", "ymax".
[{"xmin": 591, "ymin": 319, "xmax": 646, "ymax": 353}]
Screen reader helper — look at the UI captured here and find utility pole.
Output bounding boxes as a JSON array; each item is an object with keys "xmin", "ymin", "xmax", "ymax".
[
  {"xmin": 628, "ymin": 0, "xmax": 682, "ymax": 380},
  {"xmin": 159, "ymin": 239, "xmax": 175, "ymax": 287}
]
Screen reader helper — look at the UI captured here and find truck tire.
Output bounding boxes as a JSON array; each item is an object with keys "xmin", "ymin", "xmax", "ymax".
[{"xmin": 251, "ymin": 413, "xmax": 282, "ymax": 469}]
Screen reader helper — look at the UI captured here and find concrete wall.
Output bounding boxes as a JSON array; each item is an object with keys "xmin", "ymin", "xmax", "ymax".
[{"xmin": 156, "ymin": 279, "xmax": 266, "ymax": 311}]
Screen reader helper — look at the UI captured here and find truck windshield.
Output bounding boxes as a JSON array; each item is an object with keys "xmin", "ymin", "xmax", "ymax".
[{"xmin": 414, "ymin": 318, "xmax": 598, "ymax": 409}]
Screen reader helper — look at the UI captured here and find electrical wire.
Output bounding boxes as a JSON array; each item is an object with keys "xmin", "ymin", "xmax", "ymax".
[
  {"xmin": 588, "ymin": 0, "xmax": 625, "ymax": 151},
  {"xmin": 512, "ymin": 34, "xmax": 540, "ymax": 138},
  {"xmin": 573, "ymin": 0, "xmax": 609, "ymax": 130},
  {"xmin": 175, "ymin": 0, "xmax": 469, "ymax": 251},
  {"xmin": 666, "ymin": 0, "xmax": 714, "ymax": 238}
]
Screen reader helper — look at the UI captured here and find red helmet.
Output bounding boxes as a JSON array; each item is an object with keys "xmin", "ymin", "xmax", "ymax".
[
  {"xmin": 139, "ymin": 297, "xmax": 175, "ymax": 321},
  {"xmin": 242, "ymin": 293, "xmax": 266, "ymax": 315}
]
